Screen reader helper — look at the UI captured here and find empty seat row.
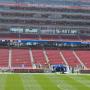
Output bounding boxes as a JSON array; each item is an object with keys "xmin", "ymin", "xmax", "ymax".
[
  {"xmin": 0, "ymin": 33, "xmax": 85, "ymax": 41},
  {"xmin": 0, "ymin": 48, "xmax": 90, "ymax": 69},
  {"xmin": 75, "ymin": 50, "xmax": 90, "ymax": 68},
  {"xmin": 12, "ymin": 49, "xmax": 32, "ymax": 68},
  {"xmin": 46, "ymin": 48, "xmax": 64, "ymax": 64},
  {"xmin": 0, "ymin": 48, "xmax": 9, "ymax": 67},
  {"xmin": 62, "ymin": 50, "xmax": 80, "ymax": 67}
]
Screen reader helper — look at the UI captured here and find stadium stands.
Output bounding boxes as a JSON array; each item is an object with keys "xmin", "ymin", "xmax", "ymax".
[
  {"xmin": 0, "ymin": 33, "xmax": 39, "ymax": 40},
  {"xmin": 0, "ymin": 33, "xmax": 18, "ymax": 39},
  {"xmin": 32, "ymin": 48, "xmax": 47, "ymax": 66},
  {"xmin": 80, "ymin": 35, "xmax": 90, "ymax": 41},
  {"xmin": 61, "ymin": 50, "xmax": 80, "ymax": 67},
  {"xmin": 45, "ymin": 48, "xmax": 65, "ymax": 65},
  {"xmin": 75, "ymin": 50, "xmax": 90, "ymax": 68},
  {"xmin": 0, "ymin": 34, "xmax": 83, "ymax": 41},
  {"xmin": 11, "ymin": 48, "xmax": 32, "ymax": 68},
  {"xmin": 60, "ymin": 35, "xmax": 80, "ymax": 41},
  {"xmin": 40, "ymin": 35, "xmax": 61, "ymax": 40},
  {"xmin": 0, "ymin": 48, "xmax": 9, "ymax": 67},
  {"xmin": 0, "ymin": 48, "xmax": 90, "ymax": 70},
  {"xmin": 0, "ymin": 0, "xmax": 90, "ymax": 72}
]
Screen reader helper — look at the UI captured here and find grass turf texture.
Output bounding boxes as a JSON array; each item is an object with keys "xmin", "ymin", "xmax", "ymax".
[{"xmin": 0, "ymin": 74, "xmax": 90, "ymax": 90}]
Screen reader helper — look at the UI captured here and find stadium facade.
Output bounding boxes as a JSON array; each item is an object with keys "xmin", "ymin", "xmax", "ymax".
[{"xmin": 0, "ymin": 0, "xmax": 90, "ymax": 40}]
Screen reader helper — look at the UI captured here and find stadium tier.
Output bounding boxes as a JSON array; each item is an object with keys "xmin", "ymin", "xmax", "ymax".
[
  {"xmin": 45, "ymin": 48, "xmax": 65, "ymax": 65},
  {"xmin": 76, "ymin": 50, "xmax": 90, "ymax": 68},
  {"xmin": 61, "ymin": 50, "xmax": 80, "ymax": 67},
  {"xmin": 11, "ymin": 48, "xmax": 32, "ymax": 68},
  {"xmin": 0, "ymin": 48, "xmax": 90, "ymax": 70},
  {"xmin": 32, "ymin": 48, "xmax": 47, "ymax": 66},
  {"xmin": 0, "ymin": 0, "xmax": 90, "ymax": 41},
  {"xmin": 0, "ymin": 48, "xmax": 9, "ymax": 67},
  {"xmin": 0, "ymin": 0, "xmax": 90, "ymax": 73}
]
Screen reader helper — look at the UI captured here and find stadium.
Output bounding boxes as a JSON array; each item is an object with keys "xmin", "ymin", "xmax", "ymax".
[{"xmin": 0, "ymin": 0, "xmax": 90, "ymax": 90}]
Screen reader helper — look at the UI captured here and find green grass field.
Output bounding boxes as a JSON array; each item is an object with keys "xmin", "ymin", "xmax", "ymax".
[{"xmin": 0, "ymin": 73, "xmax": 90, "ymax": 90}]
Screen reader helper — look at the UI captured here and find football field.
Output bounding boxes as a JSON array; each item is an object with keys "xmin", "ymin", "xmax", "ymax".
[{"xmin": 0, "ymin": 73, "xmax": 90, "ymax": 90}]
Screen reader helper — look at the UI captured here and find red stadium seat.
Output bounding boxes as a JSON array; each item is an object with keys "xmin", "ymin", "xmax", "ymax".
[
  {"xmin": 32, "ymin": 48, "xmax": 47, "ymax": 65},
  {"xmin": 12, "ymin": 49, "xmax": 32, "ymax": 68},
  {"xmin": 0, "ymin": 48, "xmax": 9, "ymax": 67},
  {"xmin": 61, "ymin": 50, "xmax": 80, "ymax": 67},
  {"xmin": 76, "ymin": 50, "xmax": 90, "ymax": 68},
  {"xmin": 46, "ymin": 48, "xmax": 65, "ymax": 65}
]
